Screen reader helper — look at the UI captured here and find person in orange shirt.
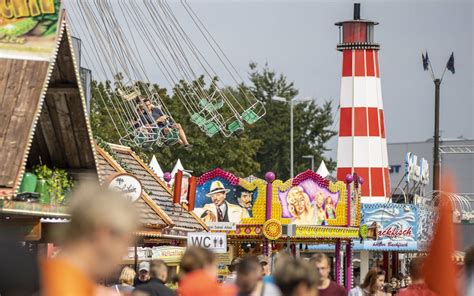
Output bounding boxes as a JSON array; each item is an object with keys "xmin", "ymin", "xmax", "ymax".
[
  {"xmin": 41, "ymin": 184, "xmax": 139, "ymax": 296},
  {"xmin": 398, "ymin": 257, "xmax": 436, "ymax": 296},
  {"xmin": 177, "ymin": 247, "xmax": 236, "ymax": 296}
]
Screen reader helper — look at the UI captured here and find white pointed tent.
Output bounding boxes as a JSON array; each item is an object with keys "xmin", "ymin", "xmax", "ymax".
[
  {"xmin": 171, "ymin": 159, "xmax": 185, "ymax": 177},
  {"xmin": 149, "ymin": 155, "xmax": 164, "ymax": 178},
  {"xmin": 316, "ymin": 160, "xmax": 330, "ymax": 178}
]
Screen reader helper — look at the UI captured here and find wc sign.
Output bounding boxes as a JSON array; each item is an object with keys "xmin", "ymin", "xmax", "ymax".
[{"xmin": 187, "ymin": 232, "xmax": 227, "ymax": 253}]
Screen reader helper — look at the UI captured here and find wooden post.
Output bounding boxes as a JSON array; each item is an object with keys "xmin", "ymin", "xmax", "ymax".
[
  {"xmin": 345, "ymin": 242, "xmax": 353, "ymax": 290},
  {"xmin": 134, "ymin": 241, "xmax": 138, "ymax": 272},
  {"xmin": 383, "ymin": 252, "xmax": 389, "ymax": 281}
]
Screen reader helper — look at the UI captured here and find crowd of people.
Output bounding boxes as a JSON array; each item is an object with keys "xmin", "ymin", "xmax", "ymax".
[
  {"xmin": 29, "ymin": 183, "xmax": 472, "ymax": 296},
  {"xmin": 119, "ymin": 249, "xmax": 319, "ymax": 296},
  {"xmin": 106, "ymin": 251, "xmax": 450, "ymax": 296}
]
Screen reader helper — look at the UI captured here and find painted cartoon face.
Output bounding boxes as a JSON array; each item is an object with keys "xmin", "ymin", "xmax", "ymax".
[
  {"xmin": 287, "ymin": 187, "xmax": 308, "ymax": 215},
  {"xmin": 239, "ymin": 192, "xmax": 252, "ymax": 206},
  {"xmin": 211, "ymin": 192, "xmax": 226, "ymax": 206}
]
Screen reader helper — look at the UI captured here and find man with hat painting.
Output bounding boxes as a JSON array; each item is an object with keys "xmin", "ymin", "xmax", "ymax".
[{"xmin": 200, "ymin": 181, "xmax": 249, "ymax": 223}]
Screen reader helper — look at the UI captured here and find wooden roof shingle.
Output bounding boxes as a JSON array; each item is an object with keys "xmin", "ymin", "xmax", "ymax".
[
  {"xmin": 96, "ymin": 146, "xmax": 168, "ymax": 229},
  {"xmin": 107, "ymin": 144, "xmax": 207, "ymax": 231}
]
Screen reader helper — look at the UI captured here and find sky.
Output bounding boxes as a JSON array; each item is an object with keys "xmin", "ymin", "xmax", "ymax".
[{"xmin": 67, "ymin": 0, "xmax": 474, "ymax": 160}]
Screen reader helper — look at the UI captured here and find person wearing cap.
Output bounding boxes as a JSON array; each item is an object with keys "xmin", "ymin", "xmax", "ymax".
[
  {"xmin": 258, "ymin": 255, "xmax": 274, "ymax": 284},
  {"xmin": 134, "ymin": 261, "xmax": 151, "ymax": 287},
  {"xmin": 225, "ymin": 257, "xmax": 242, "ymax": 284},
  {"xmin": 236, "ymin": 256, "xmax": 281, "ymax": 296},
  {"xmin": 200, "ymin": 181, "xmax": 249, "ymax": 223},
  {"xmin": 133, "ymin": 260, "xmax": 174, "ymax": 296}
]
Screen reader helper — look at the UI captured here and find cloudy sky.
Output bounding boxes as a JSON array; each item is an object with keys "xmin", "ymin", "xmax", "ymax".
[{"xmin": 68, "ymin": 0, "xmax": 474, "ymax": 159}]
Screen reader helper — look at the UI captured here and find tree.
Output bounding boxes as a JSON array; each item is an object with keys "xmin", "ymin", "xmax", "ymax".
[{"xmin": 247, "ymin": 63, "xmax": 336, "ymax": 180}]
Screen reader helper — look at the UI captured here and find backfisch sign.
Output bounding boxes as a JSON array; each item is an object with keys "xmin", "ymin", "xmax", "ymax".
[{"xmin": 360, "ymin": 203, "xmax": 419, "ymax": 251}]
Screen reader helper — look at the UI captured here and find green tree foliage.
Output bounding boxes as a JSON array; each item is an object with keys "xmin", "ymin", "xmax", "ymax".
[
  {"xmin": 247, "ymin": 63, "xmax": 336, "ymax": 179},
  {"xmin": 90, "ymin": 64, "xmax": 336, "ymax": 179}
]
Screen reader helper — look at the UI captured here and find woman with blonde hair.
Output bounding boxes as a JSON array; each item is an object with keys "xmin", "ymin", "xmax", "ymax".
[
  {"xmin": 286, "ymin": 186, "xmax": 315, "ymax": 225},
  {"xmin": 112, "ymin": 266, "xmax": 135, "ymax": 295},
  {"xmin": 349, "ymin": 268, "xmax": 391, "ymax": 296},
  {"xmin": 314, "ymin": 192, "xmax": 327, "ymax": 225}
]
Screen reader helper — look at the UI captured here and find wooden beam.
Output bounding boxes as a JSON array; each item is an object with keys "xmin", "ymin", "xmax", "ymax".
[
  {"xmin": 27, "ymin": 123, "xmax": 52, "ymax": 168},
  {"xmin": 48, "ymin": 82, "xmax": 78, "ymax": 89},
  {"xmin": 47, "ymin": 87, "xmax": 79, "ymax": 94},
  {"xmin": 38, "ymin": 99, "xmax": 66, "ymax": 167},
  {"xmin": 46, "ymin": 94, "xmax": 81, "ymax": 168},
  {"xmin": 65, "ymin": 93, "xmax": 95, "ymax": 168}
]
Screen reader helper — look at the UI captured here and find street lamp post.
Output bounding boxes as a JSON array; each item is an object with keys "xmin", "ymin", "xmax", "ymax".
[
  {"xmin": 290, "ymin": 101, "xmax": 294, "ymax": 178},
  {"xmin": 422, "ymin": 52, "xmax": 455, "ymax": 191},
  {"xmin": 302, "ymin": 155, "xmax": 315, "ymax": 171},
  {"xmin": 272, "ymin": 96, "xmax": 313, "ymax": 178},
  {"xmin": 433, "ymin": 78, "xmax": 441, "ymax": 192}
]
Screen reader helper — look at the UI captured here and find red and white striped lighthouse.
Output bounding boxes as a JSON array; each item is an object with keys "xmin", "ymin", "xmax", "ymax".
[{"xmin": 335, "ymin": 4, "xmax": 390, "ymax": 203}]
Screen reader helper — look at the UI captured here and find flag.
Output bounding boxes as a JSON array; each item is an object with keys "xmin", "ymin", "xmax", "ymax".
[
  {"xmin": 187, "ymin": 176, "xmax": 197, "ymax": 211},
  {"xmin": 447, "ymin": 52, "xmax": 455, "ymax": 74},
  {"xmin": 422, "ymin": 172, "xmax": 459, "ymax": 296},
  {"xmin": 173, "ymin": 170, "xmax": 183, "ymax": 204},
  {"xmin": 422, "ymin": 51, "xmax": 430, "ymax": 71}
]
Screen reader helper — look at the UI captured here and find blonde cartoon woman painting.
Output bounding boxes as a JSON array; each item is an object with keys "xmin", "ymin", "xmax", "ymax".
[
  {"xmin": 287, "ymin": 186, "xmax": 315, "ymax": 225},
  {"xmin": 325, "ymin": 196, "xmax": 336, "ymax": 219},
  {"xmin": 315, "ymin": 192, "xmax": 327, "ymax": 225}
]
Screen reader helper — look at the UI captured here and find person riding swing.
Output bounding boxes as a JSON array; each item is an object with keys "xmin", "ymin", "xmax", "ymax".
[{"xmin": 142, "ymin": 98, "xmax": 192, "ymax": 150}]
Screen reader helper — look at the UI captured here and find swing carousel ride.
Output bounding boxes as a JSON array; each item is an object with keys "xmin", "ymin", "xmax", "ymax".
[{"xmin": 66, "ymin": 0, "xmax": 266, "ymax": 149}]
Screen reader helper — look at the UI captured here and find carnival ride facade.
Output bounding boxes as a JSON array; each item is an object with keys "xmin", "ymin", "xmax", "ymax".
[{"xmin": 191, "ymin": 167, "xmax": 369, "ymax": 289}]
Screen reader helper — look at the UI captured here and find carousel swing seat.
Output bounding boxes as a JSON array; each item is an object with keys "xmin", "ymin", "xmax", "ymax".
[
  {"xmin": 199, "ymin": 98, "xmax": 224, "ymax": 113},
  {"xmin": 242, "ymin": 101, "xmax": 266, "ymax": 125},
  {"xmin": 190, "ymin": 112, "xmax": 222, "ymax": 137},
  {"xmin": 191, "ymin": 113, "xmax": 207, "ymax": 127},
  {"xmin": 163, "ymin": 128, "xmax": 180, "ymax": 146},
  {"xmin": 117, "ymin": 87, "xmax": 141, "ymax": 102},
  {"xmin": 227, "ymin": 119, "xmax": 244, "ymax": 134},
  {"xmin": 242, "ymin": 109, "xmax": 259, "ymax": 124},
  {"xmin": 203, "ymin": 121, "xmax": 220, "ymax": 137}
]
